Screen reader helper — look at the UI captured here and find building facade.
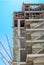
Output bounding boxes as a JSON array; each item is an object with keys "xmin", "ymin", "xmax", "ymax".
[{"xmin": 12, "ymin": 3, "xmax": 44, "ymax": 65}]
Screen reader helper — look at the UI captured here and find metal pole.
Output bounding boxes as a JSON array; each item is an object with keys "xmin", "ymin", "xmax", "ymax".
[
  {"xmin": 1, "ymin": 58, "xmax": 7, "ymax": 65},
  {"xmin": 0, "ymin": 52, "xmax": 10, "ymax": 64},
  {"xmin": 0, "ymin": 41, "xmax": 12, "ymax": 60},
  {"xmin": 6, "ymin": 34, "xmax": 13, "ymax": 59}
]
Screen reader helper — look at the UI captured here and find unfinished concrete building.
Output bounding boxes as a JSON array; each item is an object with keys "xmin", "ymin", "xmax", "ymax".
[{"xmin": 13, "ymin": 3, "xmax": 44, "ymax": 65}]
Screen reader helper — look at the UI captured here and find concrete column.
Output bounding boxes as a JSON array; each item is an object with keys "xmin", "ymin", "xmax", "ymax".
[{"xmin": 17, "ymin": 19, "xmax": 20, "ymax": 62}]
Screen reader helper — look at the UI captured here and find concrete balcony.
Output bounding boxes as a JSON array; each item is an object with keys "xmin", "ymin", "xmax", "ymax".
[
  {"xmin": 25, "ymin": 19, "xmax": 44, "ymax": 21},
  {"xmin": 26, "ymin": 28, "xmax": 44, "ymax": 31},
  {"xmin": 26, "ymin": 54, "xmax": 44, "ymax": 61},
  {"xmin": 25, "ymin": 11, "xmax": 44, "ymax": 13},
  {"xmin": 26, "ymin": 40, "xmax": 44, "ymax": 43},
  {"xmin": 26, "ymin": 54, "xmax": 44, "ymax": 65}
]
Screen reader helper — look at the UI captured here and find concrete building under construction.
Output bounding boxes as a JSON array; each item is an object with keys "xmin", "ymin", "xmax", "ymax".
[{"xmin": 13, "ymin": 3, "xmax": 44, "ymax": 65}]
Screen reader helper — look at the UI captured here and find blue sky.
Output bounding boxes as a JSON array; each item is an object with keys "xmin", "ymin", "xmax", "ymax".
[{"xmin": 0, "ymin": 0, "xmax": 44, "ymax": 65}]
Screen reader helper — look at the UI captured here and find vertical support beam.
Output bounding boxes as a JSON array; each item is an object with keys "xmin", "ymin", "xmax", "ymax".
[{"xmin": 17, "ymin": 19, "xmax": 20, "ymax": 62}]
